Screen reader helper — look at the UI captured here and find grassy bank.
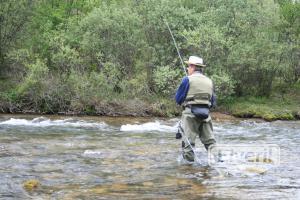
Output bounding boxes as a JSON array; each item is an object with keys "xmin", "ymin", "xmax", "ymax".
[
  {"xmin": 1, "ymin": 93, "xmax": 299, "ymax": 121},
  {"xmin": 218, "ymin": 96, "xmax": 300, "ymax": 121},
  {"xmin": 0, "ymin": 92, "xmax": 181, "ymax": 118},
  {"xmin": 0, "ymin": 76, "xmax": 299, "ymax": 120}
]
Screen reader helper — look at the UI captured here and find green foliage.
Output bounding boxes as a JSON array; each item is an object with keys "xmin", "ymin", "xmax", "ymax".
[
  {"xmin": 0, "ymin": 90, "xmax": 18, "ymax": 103},
  {"xmin": 153, "ymin": 66, "xmax": 181, "ymax": 96},
  {"xmin": 5, "ymin": 49, "xmax": 32, "ymax": 79},
  {"xmin": 228, "ymin": 38, "xmax": 281, "ymax": 96},
  {"xmin": 48, "ymin": 33, "xmax": 83, "ymax": 72},
  {"xmin": 222, "ymin": 96, "xmax": 299, "ymax": 121},
  {"xmin": 0, "ymin": 0, "xmax": 299, "ymax": 117},
  {"xmin": 150, "ymin": 97, "xmax": 181, "ymax": 117},
  {"xmin": 279, "ymin": 1, "xmax": 300, "ymax": 36},
  {"xmin": 17, "ymin": 59, "xmax": 49, "ymax": 96},
  {"xmin": 136, "ymin": 0, "xmax": 202, "ymax": 65},
  {"xmin": 0, "ymin": 0, "xmax": 33, "ymax": 72},
  {"xmin": 276, "ymin": 1, "xmax": 300, "ymax": 84},
  {"xmin": 78, "ymin": 3, "xmax": 142, "ymax": 74},
  {"xmin": 211, "ymin": 72, "xmax": 235, "ymax": 102}
]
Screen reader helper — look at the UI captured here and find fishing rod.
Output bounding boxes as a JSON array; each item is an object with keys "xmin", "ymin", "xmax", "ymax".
[
  {"xmin": 164, "ymin": 19, "xmax": 187, "ymax": 76},
  {"xmin": 164, "ymin": 18, "xmax": 201, "ymax": 164}
]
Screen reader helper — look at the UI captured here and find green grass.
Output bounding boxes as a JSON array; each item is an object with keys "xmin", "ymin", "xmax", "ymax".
[
  {"xmin": 219, "ymin": 95, "xmax": 300, "ymax": 121},
  {"xmin": 218, "ymin": 82, "xmax": 300, "ymax": 121}
]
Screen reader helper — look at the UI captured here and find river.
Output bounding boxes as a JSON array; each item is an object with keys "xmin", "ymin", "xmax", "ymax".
[{"xmin": 0, "ymin": 114, "xmax": 299, "ymax": 199}]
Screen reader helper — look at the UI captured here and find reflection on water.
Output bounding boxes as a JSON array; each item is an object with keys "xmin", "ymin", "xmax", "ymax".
[{"xmin": 0, "ymin": 114, "xmax": 300, "ymax": 199}]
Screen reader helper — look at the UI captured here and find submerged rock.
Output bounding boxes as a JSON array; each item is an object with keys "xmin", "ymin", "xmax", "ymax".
[
  {"xmin": 244, "ymin": 167, "xmax": 267, "ymax": 174},
  {"xmin": 23, "ymin": 179, "xmax": 40, "ymax": 191}
]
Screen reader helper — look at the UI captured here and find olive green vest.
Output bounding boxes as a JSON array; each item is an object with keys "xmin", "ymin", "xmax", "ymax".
[{"xmin": 183, "ymin": 73, "xmax": 213, "ymax": 107}]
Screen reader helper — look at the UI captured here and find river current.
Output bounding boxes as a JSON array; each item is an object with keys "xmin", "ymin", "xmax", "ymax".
[{"xmin": 0, "ymin": 114, "xmax": 299, "ymax": 199}]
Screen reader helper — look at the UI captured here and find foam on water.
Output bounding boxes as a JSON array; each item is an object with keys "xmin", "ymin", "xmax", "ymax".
[
  {"xmin": 82, "ymin": 150, "xmax": 102, "ymax": 158},
  {"xmin": 0, "ymin": 117, "xmax": 108, "ymax": 129},
  {"xmin": 120, "ymin": 121, "xmax": 177, "ymax": 133}
]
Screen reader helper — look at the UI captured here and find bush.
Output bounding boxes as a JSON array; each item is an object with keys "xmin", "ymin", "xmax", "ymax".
[
  {"xmin": 153, "ymin": 65, "xmax": 181, "ymax": 96},
  {"xmin": 5, "ymin": 49, "xmax": 33, "ymax": 79},
  {"xmin": 78, "ymin": 3, "xmax": 142, "ymax": 75},
  {"xmin": 119, "ymin": 72, "xmax": 151, "ymax": 98},
  {"xmin": 48, "ymin": 33, "xmax": 83, "ymax": 72},
  {"xmin": 211, "ymin": 72, "xmax": 235, "ymax": 102},
  {"xmin": 17, "ymin": 59, "xmax": 49, "ymax": 97}
]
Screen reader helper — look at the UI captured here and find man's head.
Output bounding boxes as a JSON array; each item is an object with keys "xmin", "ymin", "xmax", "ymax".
[
  {"xmin": 187, "ymin": 64, "xmax": 203, "ymax": 75},
  {"xmin": 184, "ymin": 56, "xmax": 206, "ymax": 75}
]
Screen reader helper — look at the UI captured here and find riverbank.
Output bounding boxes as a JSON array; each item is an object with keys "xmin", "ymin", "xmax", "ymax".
[
  {"xmin": 1, "ymin": 81, "xmax": 299, "ymax": 121},
  {"xmin": 218, "ymin": 96, "xmax": 300, "ymax": 121},
  {"xmin": 1, "ymin": 96, "xmax": 299, "ymax": 122},
  {"xmin": 0, "ymin": 98, "xmax": 180, "ymax": 117}
]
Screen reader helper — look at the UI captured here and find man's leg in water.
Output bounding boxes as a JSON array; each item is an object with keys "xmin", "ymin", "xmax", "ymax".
[
  {"xmin": 181, "ymin": 107, "xmax": 198, "ymax": 162},
  {"xmin": 198, "ymin": 116, "xmax": 216, "ymax": 150}
]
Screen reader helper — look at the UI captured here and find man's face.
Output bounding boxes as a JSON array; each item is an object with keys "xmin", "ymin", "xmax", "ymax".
[{"xmin": 187, "ymin": 64, "xmax": 195, "ymax": 75}]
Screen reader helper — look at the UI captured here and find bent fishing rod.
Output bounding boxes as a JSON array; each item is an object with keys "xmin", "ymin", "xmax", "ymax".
[{"xmin": 164, "ymin": 19, "xmax": 201, "ymax": 164}]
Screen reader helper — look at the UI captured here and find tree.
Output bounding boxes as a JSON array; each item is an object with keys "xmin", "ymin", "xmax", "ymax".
[
  {"xmin": 277, "ymin": 0, "xmax": 300, "ymax": 84},
  {"xmin": 0, "ymin": 0, "xmax": 33, "ymax": 75}
]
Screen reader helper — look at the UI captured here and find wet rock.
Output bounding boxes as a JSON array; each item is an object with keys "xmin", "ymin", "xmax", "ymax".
[
  {"xmin": 244, "ymin": 167, "xmax": 267, "ymax": 174},
  {"xmin": 295, "ymin": 111, "xmax": 300, "ymax": 120},
  {"xmin": 142, "ymin": 181, "xmax": 154, "ymax": 187},
  {"xmin": 91, "ymin": 183, "xmax": 128, "ymax": 194},
  {"xmin": 23, "ymin": 179, "xmax": 40, "ymax": 191}
]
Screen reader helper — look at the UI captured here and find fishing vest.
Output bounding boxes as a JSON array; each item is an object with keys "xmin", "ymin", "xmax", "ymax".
[{"xmin": 183, "ymin": 73, "xmax": 213, "ymax": 107}]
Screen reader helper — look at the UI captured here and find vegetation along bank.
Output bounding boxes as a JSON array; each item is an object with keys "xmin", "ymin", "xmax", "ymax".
[{"xmin": 0, "ymin": 0, "xmax": 299, "ymax": 121}]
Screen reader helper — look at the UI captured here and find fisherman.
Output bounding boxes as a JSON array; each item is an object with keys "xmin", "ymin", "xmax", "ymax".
[{"xmin": 175, "ymin": 56, "xmax": 216, "ymax": 162}]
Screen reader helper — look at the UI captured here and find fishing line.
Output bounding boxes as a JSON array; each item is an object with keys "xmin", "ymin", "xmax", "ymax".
[
  {"xmin": 177, "ymin": 121, "xmax": 202, "ymax": 164},
  {"xmin": 164, "ymin": 18, "xmax": 201, "ymax": 164},
  {"xmin": 164, "ymin": 19, "xmax": 187, "ymax": 76}
]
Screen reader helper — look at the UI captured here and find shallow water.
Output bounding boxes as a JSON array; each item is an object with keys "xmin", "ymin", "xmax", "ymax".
[{"xmin": 0, "ymin": 114, "xmax": 300, "ymax": 199}]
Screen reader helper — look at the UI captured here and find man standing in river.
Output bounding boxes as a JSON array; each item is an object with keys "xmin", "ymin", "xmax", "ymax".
[{"xmin": 175, "ymin": 56, "xmax": 216, "ymax": 162}]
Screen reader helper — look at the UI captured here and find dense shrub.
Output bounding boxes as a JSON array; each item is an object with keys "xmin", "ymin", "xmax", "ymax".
[
  {"xmin": 17, "ymin": 59, "xmax": 49, "ymax": 97},
  {"xmin": 0, "ymin": 0, "xmax": 299, "ymax": 115},
  {"xmin": 78, "ymin": 3, "xmax": 143, "ymax": 75},
  {"xmin": 153, "ymin": 66, "xmax": 181, "ymax": 96},
  {"xmin": 211, "ymin": 72, "xmax": 235, "ymax": 102}
]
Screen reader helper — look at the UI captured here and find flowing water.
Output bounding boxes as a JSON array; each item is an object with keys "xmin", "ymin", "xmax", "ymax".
[{"xmin": 0, "ymin": 114, "xmax": 300, "ymax": 199}]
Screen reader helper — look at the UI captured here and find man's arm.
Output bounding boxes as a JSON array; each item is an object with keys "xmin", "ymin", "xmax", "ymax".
[
  {"xmin": 210, "ymin": 83, "xmax": 217, "ymax": 108},
  {"xmin": 210, "ymin": 93, "xmax": 217, "ymax": 108},
  {"xmin": 175, "ymin": 76, "xmax": 189, "ymax": 105}
]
